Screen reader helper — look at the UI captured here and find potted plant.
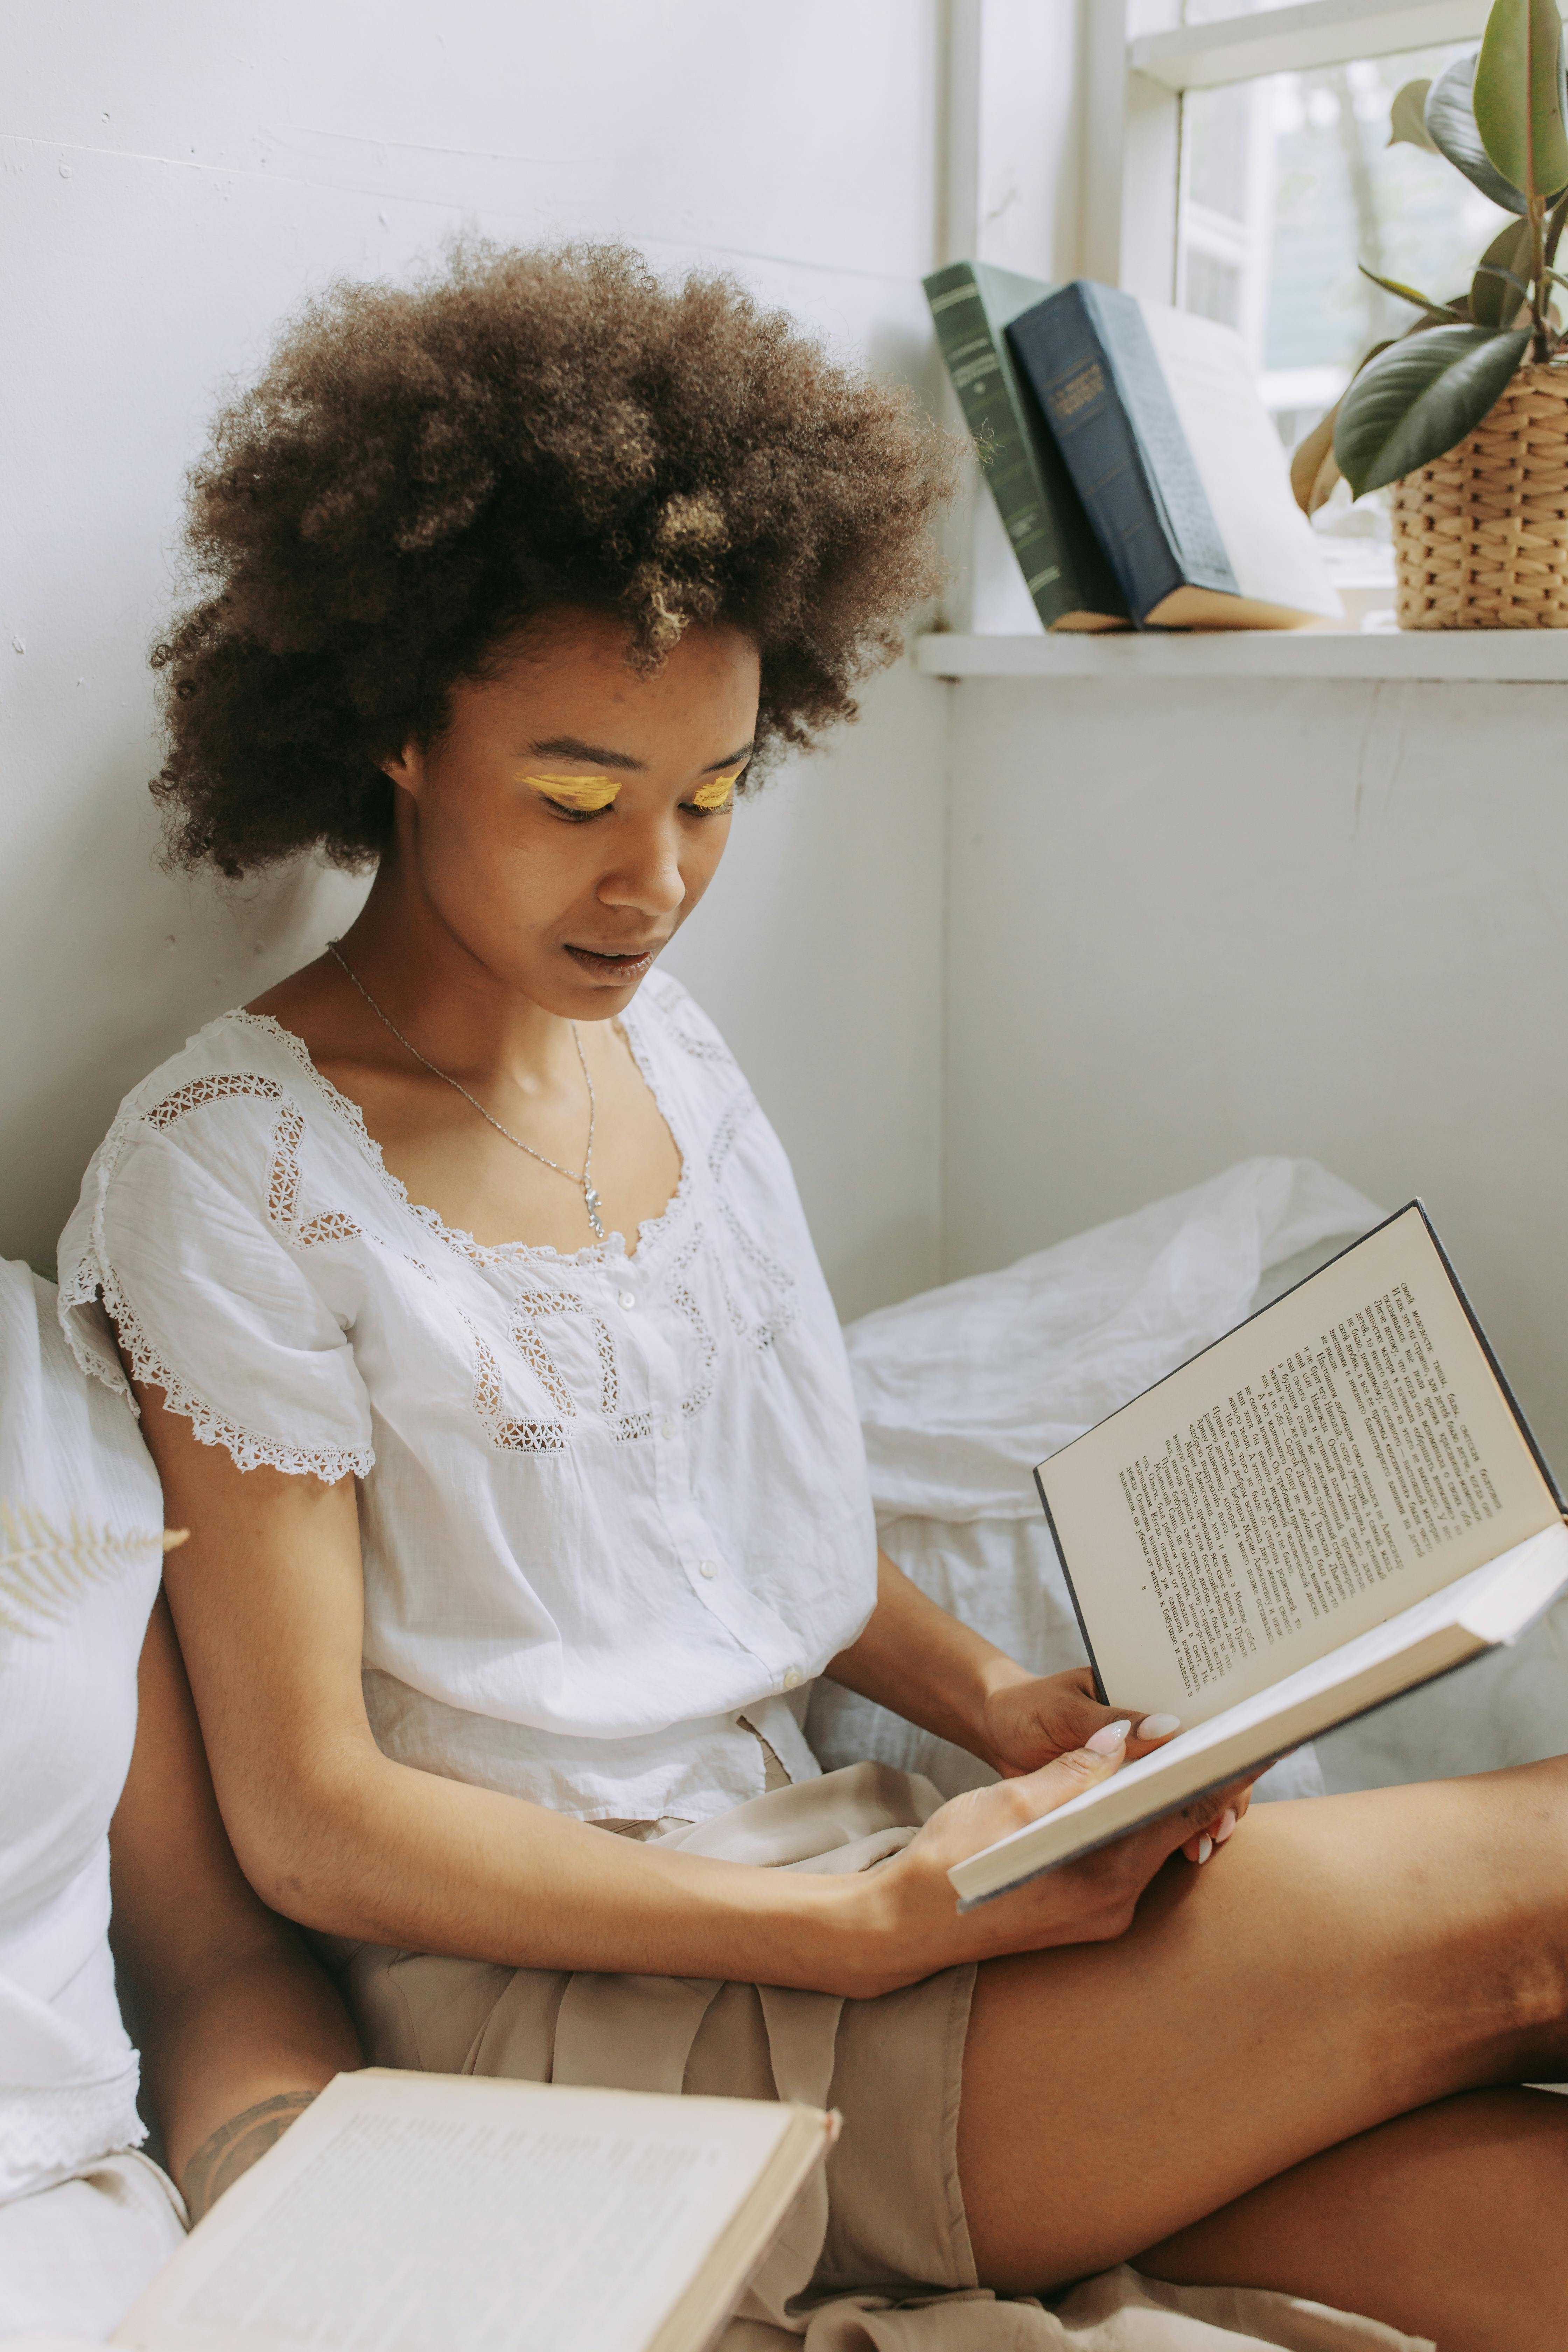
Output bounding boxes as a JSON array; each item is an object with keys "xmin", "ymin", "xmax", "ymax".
[{"xmin": 1291, "ymin": 0, "xmax": 1568, "ymax": 628}]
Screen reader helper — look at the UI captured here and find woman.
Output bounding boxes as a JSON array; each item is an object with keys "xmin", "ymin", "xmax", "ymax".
[
  {"xmin": 0, "ymin": 1260, "xmax": 358, "ymax": 2343},
  {"xmin": 59, "ymin": 246, "xmax": 1568, "ymax": 2351}
]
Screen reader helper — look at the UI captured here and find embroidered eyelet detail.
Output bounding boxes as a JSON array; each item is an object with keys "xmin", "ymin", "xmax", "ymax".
[
  {"xmin": 230, "ymin": 1010, "xmax": 693, "ymax": 1272},
  {"xmin": 714, "ymin": 1195, "xmax": 799, "ymax": 1354},
  {"xmin": 512, "ymin": 1290, "xmax": 657, "ymax": 1443},
  {"xmin": 706, "ymin": 1095, "xmax": 751, "ymax": 1184},
  {"xmin": 61, "ymin": 1071, "xmax": 373, "ymax": 1482},
  {"xmin": 507, "ymin": 1299, "xmax": 578, "ymax": 1421},
  {"xmin": 145, "ymin": 1073, "xmax": 364, "ymax": 1253},
  {"xmin": 466, "ymin": 1316, "xmax": 568, "ymax": 1454},
  {"xmin": 666, "ymin": 1226, "xmax": 718, "ymax": 1420}
]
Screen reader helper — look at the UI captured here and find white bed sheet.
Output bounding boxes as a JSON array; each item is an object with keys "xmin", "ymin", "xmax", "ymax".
[{"xmin": 811, "ymin": 1156, "xmax": 1568, "ymax": 1807}]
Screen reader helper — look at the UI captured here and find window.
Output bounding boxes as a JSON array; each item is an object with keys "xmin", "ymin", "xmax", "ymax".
[{"xmin": 1178, "ymin": 42, "xmax": 1512, "ymax": 442}]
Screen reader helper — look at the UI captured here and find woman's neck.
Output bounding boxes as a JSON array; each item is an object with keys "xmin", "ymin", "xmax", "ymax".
[{"xmin": 332, "ymin": 848, "xmax": 576, "ymax": 1092}]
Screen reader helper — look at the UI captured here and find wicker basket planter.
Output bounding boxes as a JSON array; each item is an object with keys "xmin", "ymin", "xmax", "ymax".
[{"xmin": 1391, "ymin": 362, "xmax": 1568, "ymax": 628}]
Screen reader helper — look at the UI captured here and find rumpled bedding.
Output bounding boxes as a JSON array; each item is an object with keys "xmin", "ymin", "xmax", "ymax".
[
  {"xmin": 810, "ymin": 1158, "xmax": 1378, "ymax": 1798},
  {"xmin": 811, "ymin": 1155, "xmax": 1568, "ymax": 1804},
  {"xmin": 729, "ymin": 2268, "xmax": 1430, "ymax": 2352}
]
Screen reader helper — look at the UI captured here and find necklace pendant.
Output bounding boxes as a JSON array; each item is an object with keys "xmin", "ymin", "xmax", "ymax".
[{"xmin": 583, "ymin": 1183, "xmax": 605, "ymax": 1240}]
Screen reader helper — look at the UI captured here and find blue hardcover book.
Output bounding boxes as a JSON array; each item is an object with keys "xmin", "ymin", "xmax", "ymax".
[
  {"xmin": 923, "ymin": 261, "xmax": 1128, "ymax": 632},
  {"xmin": 1006, "ymin": 281, "xmax": 1340, "ymax": 631}
]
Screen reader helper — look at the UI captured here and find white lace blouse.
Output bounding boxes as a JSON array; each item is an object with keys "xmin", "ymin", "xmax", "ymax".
[{"xmin": 58, "ymin": 972, "xmax": 877, "ymax": 1823}]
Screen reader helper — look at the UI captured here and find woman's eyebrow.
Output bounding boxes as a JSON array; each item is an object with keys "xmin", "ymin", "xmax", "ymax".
[
  {"xmin": 522, "ymin": 737, "xmax": 755, "ymax": 775},
  {"xmin": 524, "ymin": 735, "xmax": 644, "ymax": 772}
]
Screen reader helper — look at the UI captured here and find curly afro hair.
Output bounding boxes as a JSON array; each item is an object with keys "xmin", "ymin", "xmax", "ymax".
[{"xmin": 151, "ymin": 241, "xmax": 954, "ymax": 876}]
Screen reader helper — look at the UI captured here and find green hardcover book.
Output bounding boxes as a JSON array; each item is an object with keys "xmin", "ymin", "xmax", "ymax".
[{"xmin": 923, "ymin": 259, "xmax": 1129, "ymax": 633}]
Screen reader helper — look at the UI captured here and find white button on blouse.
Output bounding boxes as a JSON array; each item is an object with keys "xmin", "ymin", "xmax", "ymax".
[{"xmin": 58, "ymin": 972, "xmax": 878, "ymax": 1825}]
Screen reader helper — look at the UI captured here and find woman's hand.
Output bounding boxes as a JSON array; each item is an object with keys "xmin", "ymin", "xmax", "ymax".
[
  {"xmin": 980, "ymin": 1663, "xmax": 1178, "ymax": 1777},
  {"xmin": 980, "ymin": 1665, "xmax": 1254, "ymax": 1863},
  {"xmin": 826, "ymin": 1559, "xmax": 1257, "ymax": 1874},
  {"xmin": 838, "ymin": 1721, "xmax": 1259, "ymax": 1996}
]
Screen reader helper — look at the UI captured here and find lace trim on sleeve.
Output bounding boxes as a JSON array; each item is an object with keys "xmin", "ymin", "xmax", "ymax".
[
  {"xmin": 0, "ymin": 2068, "xmax": 148, "ymax": 2200},
  {"xmin": 58, "ymin": 1074, "xmax": 374, "ymax": 1485}
]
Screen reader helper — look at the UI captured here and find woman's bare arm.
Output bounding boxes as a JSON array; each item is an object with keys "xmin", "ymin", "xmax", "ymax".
[
  {"xmin": 108, "ymin": 1594, "xmax": 361, "ymax": 2219},
  {"xmin": 138, "ymin": 1385, "xmax": 1247, "ymax": 2000},
  {"xmin": 826, "ymin": 1553, "xmax": 1249, "ymax": 1857}
]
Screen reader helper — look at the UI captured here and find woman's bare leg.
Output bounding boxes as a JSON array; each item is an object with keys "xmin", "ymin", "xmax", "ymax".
[
  {"xmin": 1139, "ymin": 2087, "xmax": 1568, "ymax": 2352},
  {"xmin": 957, "ymin": 1760, "xmax": 1568, "ymax": 2291}
]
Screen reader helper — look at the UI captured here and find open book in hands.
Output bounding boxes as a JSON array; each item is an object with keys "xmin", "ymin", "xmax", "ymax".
[
  {"xmin": 950, "ymin": 1203, "xmax": 1568, "ymax": 1909},
  {"xmin": 113, "ymin": 2070, "xmax": 835, "ymax": 2352}
]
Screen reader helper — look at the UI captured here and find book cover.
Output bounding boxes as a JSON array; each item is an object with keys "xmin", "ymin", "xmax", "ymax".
[
  {"xmin": 923, "ymin": 261, "xmax": 1128, "ymax": 634},
  {"xmin": 1006, "ymin": 280, "xmax": 1342, "ymax": 631}
]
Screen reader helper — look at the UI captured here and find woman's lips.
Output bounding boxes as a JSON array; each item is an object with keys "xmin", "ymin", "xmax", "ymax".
[{"xmin": 564, "ymin": 943, "xmax": 657, "ymax": 980}]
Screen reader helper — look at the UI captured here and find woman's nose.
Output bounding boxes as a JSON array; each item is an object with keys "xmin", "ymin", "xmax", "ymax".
[{"xmin": 598, "ymin": 818, "xmax": 687, "ymax": 917}]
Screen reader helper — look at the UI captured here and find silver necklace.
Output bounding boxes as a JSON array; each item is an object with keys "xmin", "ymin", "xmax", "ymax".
[{"xmin": 328, "ymin": 943, "xmax": 604, "ymax": 1239}]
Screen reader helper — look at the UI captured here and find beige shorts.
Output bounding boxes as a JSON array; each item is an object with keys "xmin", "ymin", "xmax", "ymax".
[
  {"xmin": 326, "ymin": 1764, "xmax": 978, "ymax": 2323},
  {"xmin": 318, "ymin": 1763, "xmax": 1431, "ymax": 2352}
]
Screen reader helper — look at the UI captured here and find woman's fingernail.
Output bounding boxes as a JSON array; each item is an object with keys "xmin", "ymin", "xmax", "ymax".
[
  {"xmin": 1138, "ymin": 1713, "xmax": 1182, "ymax": 1740},
  {"xmin": 1086, "ymin": 1719, "xmax": 1132, "ymax": 1756},
  {"xmin": 1213, "ymin": 1808, "xmax": 1238, "ymax": 1845},
  {"xmin": 1195, "ymin": 1832, "xmax": 1213, "ymax": 1864}
]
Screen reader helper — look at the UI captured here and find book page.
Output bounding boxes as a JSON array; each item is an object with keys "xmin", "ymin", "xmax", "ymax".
[
  {"xmin": 1042, "ymin": 1207, "xmax": 1559, "ymax": 1723},
  {"xmin": 116, "ymin": 2072, "xmax": 804, "ymax": 2352},
  {"xmin": 1138, "ymin": 301, "xmax": 1342, "ymax": 620}
]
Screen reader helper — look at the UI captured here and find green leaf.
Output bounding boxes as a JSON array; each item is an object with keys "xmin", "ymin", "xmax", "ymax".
[
  {"xmin": 1474, "ymin": 0, "xmax": 1568, "ymax": 201},
  {"xmin": 1358, "ymin": 262, "xmax": 1465, "ymax": 318},
  {"xmin": 1332, "ymin": 324, "xmax": 1531, "ymax": 495},
  {"xmin": 1471, "ymin": 215, "xmax": 1536, "ymax": 322},
  {"xmin": 1425, "ymin": 53, "xmax": 1529, "ymax": 212},
  {"xmin": 1289, "ymin": 405, "xmax": 1342, "ymax": 515},
  {"xmin": 1471, "ymin": 264, "xmax": 1531, "ymax": 315},
  {"xmin": 1388, "ymin": 77, "xmax": 1439, "ymax": 151}
]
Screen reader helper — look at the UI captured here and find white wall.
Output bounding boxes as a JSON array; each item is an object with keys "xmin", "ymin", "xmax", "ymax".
[
  {"xmin": 0, "ymin": 0, "xmax": 951, "ymax": 1321},
  {"xmin": 17, "ymin": 0, "xmax": 1564, "ymax": 1473},
  {"xmin": 941, "ymin": 674, "xmax": 1568, "ymax": 1476}
]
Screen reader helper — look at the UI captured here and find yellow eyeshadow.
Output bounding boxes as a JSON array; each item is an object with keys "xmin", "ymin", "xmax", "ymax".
[
  {"xmin": 692, "ymin": 766, "xmax": 744, "ymax": 810},
  {"xmin": 522, "ymin": 774, "xmax": 622, "ymax": 812}
]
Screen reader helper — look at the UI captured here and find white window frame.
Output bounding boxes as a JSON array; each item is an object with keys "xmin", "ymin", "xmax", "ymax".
[{"xmin": 1082, "ymin": 0, "xmax": 1494, "ymax": 303}]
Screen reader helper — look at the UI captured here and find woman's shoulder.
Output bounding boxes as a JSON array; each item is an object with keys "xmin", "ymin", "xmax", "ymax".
[
  {"xmin": 56, "ymin": 1011, "xmax": 343, "ymax": 1387},
  {"xmin": 631, "ymin": 968, "xmax": 745, "ymax": 1083},
  {"xmin": 76, "ymin": 1009, "xmax": 342, "ymax": 1183},
  {"xmin": 56, "ymin": 1013, "xmax": 378, "ymax": 1467},
  {"xmin": 69, "ymin": 1011, "xmax": 331, "ymax": 1231},
  {"xmin": 86, "ymin": 1008, "xmax": 319, "ymax": 1133}
]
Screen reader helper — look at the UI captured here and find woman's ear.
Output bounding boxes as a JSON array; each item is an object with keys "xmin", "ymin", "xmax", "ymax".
[{"xmin": 382, "ymin": 742, "xmax": 425, "ymax": 799}]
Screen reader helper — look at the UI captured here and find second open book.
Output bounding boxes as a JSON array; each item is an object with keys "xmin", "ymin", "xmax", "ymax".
[
  {"xmin": 114, "ymin": 2069, "xmax": 834, "ymax": 2352},
  {"xmin": 950, "ymin": 1204, "xmax": 1568, "ymax": 1908}
]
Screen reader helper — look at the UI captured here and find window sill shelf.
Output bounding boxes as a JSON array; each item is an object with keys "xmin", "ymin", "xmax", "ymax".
[{"xmin": 914, "ymin": 631, "xmax": 1568, "ymax": 685}]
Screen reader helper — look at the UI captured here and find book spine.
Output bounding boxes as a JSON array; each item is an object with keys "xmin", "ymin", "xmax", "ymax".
[
  {"xmin": 923, "ymin": 266, "xmax": 1122, "ymax": 631},
  {"xmin": 1006, "ymin": 285, "xmax": 1188, "ymax": 626},
  {"xmin": 1084, "ymin": 286, "xmax": 1237, "ymax": 598}
]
